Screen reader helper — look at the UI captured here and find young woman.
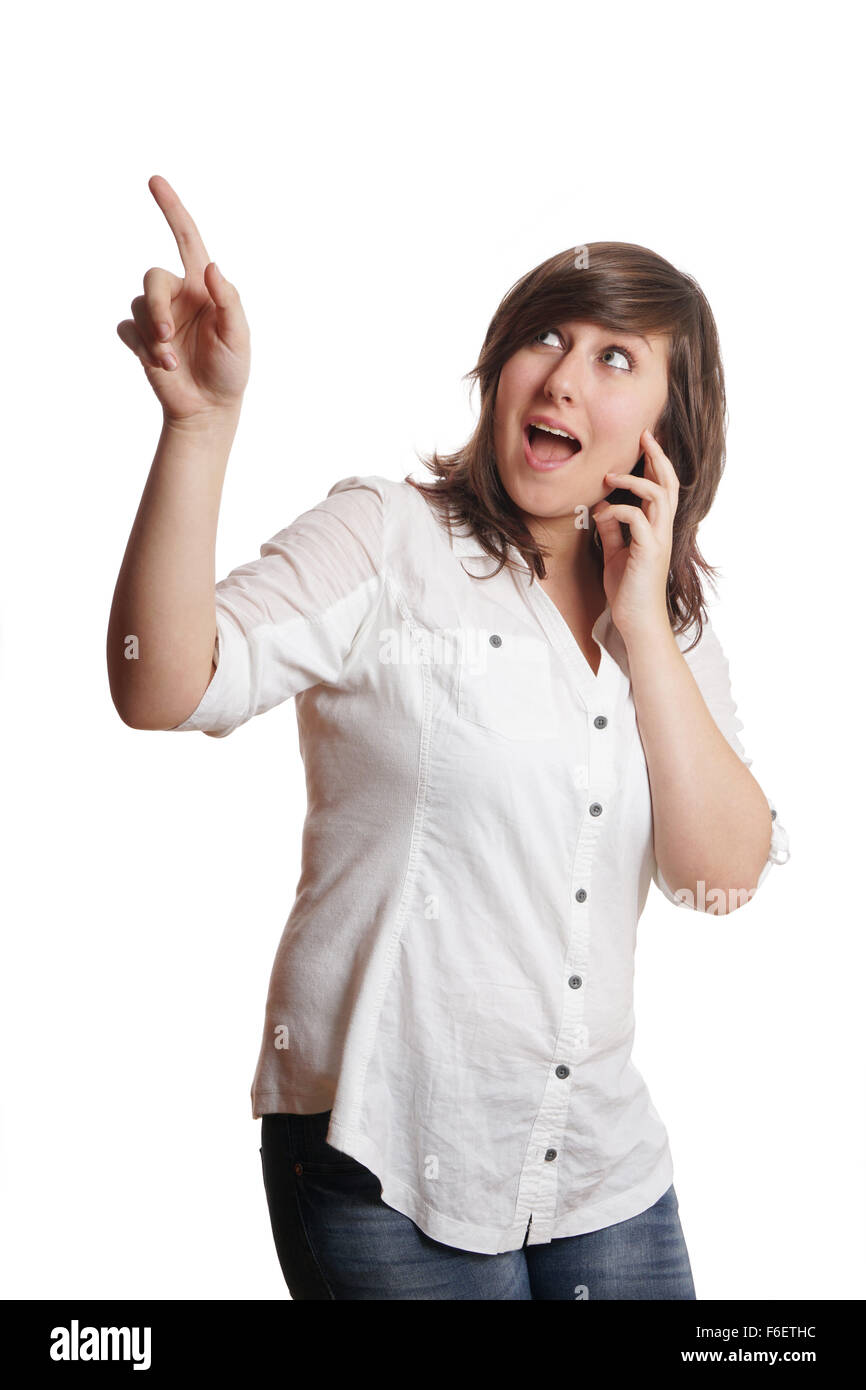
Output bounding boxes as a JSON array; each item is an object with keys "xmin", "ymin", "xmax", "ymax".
[{"xmin": 109, "ymin": 176, "xmax": 790, "ymax": 1301}]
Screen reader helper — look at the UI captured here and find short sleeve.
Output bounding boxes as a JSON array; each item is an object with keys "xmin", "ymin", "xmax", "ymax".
[
  {"xmin": 167, "ymin": 475, "xmax": 387, "ymax": 738},
  {"xmin": 652, "ymin": 611, "xmax": 790, "ymax": 906}
]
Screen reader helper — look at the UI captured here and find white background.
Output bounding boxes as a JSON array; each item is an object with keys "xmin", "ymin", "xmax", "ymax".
[{"xmin": 1, "ymin": 0, "xmax": 861, "ymax": 1300}]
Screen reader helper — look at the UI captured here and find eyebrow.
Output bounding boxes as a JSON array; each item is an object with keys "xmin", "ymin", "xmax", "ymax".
[
  {"xmin": 557, "ymin": 322, "xmax": 653, "ymax": 351},
  {"xmin": 617, "ymin": 331, "xmax": 650, "ymax": 350}
]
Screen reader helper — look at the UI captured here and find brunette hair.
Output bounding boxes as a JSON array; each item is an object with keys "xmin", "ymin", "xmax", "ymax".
[{"xmin": 405, "ymin": 242, "xmax": 727, "ymax": 649}]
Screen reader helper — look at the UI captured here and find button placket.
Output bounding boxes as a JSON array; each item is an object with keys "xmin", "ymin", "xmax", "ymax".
[
  {"xmin": 520, "ymin": 704, "xmax": 619, "ymax": 1245},
  {"xmin": 510, "ymin": 572, "xmax": 627, "ymax": 1245},
  {"xmin": 530, "ymin": 702, "xmax": 619, "ymax": 1242}
]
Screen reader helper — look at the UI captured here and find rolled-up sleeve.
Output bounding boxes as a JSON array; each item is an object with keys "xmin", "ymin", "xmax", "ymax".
[
  {"xmin": 652, "ymin": 612, "xmax": 790, "ymax": 906},
  {"xmin": 167, "ymin": 476, "xmax": 386, "ymax": 738}
]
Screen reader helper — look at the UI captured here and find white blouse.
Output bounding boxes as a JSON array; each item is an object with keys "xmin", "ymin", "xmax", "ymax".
[{"xmin": 170, "ymin": 473, "xmax": 790, "ymax": 1254}]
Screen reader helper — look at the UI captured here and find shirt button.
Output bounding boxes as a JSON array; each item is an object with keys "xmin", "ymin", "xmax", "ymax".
[
  {"xmin": 589, "ymin": 802, "xmax": 603, "ymax": 816},
  {"xmin": 771, "ymin": 809, "xmax": 777, "ymax": 820},
  {"xmin": 569, "ymin": 975, "xmax": 583, "ymax": 989},
  {"xmin": 593, "ymin": 715, "xmax": 608, "ymax": 729},
  {"xmin": 575, "ymin": 888, "xmax": 587, "ymax": 902},
  {"xmin": 489, "ymin": 633, "xmax": 502, "ymax": 647},
  {"xmin": 555, "ymin": 1064, "xmax": 570, "ymax": 1078},
  {"xmin": 545, "ymin": 1149, "xmax": 557, "ymax": 1162}
]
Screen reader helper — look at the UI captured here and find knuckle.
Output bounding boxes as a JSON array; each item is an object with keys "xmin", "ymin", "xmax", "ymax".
[{"xmin": 143, "ymin": 267, "xmax": 166, "ymax": 298}]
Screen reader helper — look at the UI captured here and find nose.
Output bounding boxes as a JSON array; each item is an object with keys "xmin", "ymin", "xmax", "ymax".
[
  {"xmin": 545, "ymin": 378, "xmax": 574, "ymax": 407},
  {"xmin": 543, "ymin": 361, "xmax": 577, "ymax": 406}
]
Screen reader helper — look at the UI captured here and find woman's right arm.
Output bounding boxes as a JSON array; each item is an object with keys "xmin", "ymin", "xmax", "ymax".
[
  {"xmin": 107, "ymin": 408, "xmax": 242, "ymax": 729},
  {"xmin": 106, "ymin": 175, "xmax": 251, "ymax": 730}
]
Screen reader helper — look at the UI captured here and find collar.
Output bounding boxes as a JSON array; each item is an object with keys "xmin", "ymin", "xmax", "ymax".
[{"xmin": 447, "ymin": 524, "xmax": 533, "ymax": 574}]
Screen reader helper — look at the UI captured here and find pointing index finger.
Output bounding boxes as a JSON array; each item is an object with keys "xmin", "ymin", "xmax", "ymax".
[{"xmin": 148, "ymin": 174, "xmax": 211, "ymax": 280}]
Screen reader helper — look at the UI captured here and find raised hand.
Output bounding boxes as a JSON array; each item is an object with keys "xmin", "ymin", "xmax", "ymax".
[
  {"xmin": 116, "ymin": 175, "xmax": 251, "ymax": 425},
  {"xmin": 591, "ymin": 427, "xmax": 680, "ymax": 642}
]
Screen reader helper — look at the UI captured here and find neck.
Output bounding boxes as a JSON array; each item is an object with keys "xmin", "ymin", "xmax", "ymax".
[{"xmin": 526, "ymin": 514, "xmax": 602, "ymax": 591}]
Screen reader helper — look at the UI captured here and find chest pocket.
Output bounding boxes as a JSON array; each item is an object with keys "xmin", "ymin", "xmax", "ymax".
[{"xmin": 457, "ymin": 630, "xmax": 559, "ymax": 741}]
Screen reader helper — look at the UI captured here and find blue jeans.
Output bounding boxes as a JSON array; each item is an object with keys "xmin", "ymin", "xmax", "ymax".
[{"xmin": 259, "ymin": 1111, "xmax": 696, "ymax": 1300}]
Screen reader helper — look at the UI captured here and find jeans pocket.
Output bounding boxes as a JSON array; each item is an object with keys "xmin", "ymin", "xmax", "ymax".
[{"xmin": 290, "ymin": 1111, "xmax": 372, "ymax": 1176}]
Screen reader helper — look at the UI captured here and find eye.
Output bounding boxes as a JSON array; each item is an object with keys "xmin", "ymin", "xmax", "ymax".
[
  {"xmin": 532, "ymin": 330, "xmax": 637, "ymax": 372},
  {"xmin": 533, "ymin": 329, "xmax": 564, "ymax": 348},
  {"xmin": 600, "ymin": 345, "xmax": 636, "ymax": 372}
]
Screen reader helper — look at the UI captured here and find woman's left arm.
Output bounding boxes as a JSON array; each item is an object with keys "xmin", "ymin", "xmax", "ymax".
[
  {"xmin": 593, "ymin": 427, "xmax": 780, "ymax": 910},
  {"xmin": 625, "ymin": 621, "xmax": 772, "ymax": 904}
]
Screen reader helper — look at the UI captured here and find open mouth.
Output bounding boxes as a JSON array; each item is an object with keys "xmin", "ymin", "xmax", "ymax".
[{"xmin": 525, "ymin": 423, "xmax": 582, "ymax": 466}]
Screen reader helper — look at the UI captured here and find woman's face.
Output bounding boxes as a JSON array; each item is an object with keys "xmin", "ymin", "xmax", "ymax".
[{"xmin": 492, "ymin": 319, "xmax": 671, "ymax": 529}]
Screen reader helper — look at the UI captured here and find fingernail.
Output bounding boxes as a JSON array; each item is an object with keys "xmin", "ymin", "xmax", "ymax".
[{"xmin": 158, "ymin": 323, "xmax": 172, "ymax": 340}]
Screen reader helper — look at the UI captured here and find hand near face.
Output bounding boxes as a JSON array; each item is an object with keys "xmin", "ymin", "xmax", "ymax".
[{"xmin": 591, "ymin": 428, "xmax": 680, "ymax": 642}]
